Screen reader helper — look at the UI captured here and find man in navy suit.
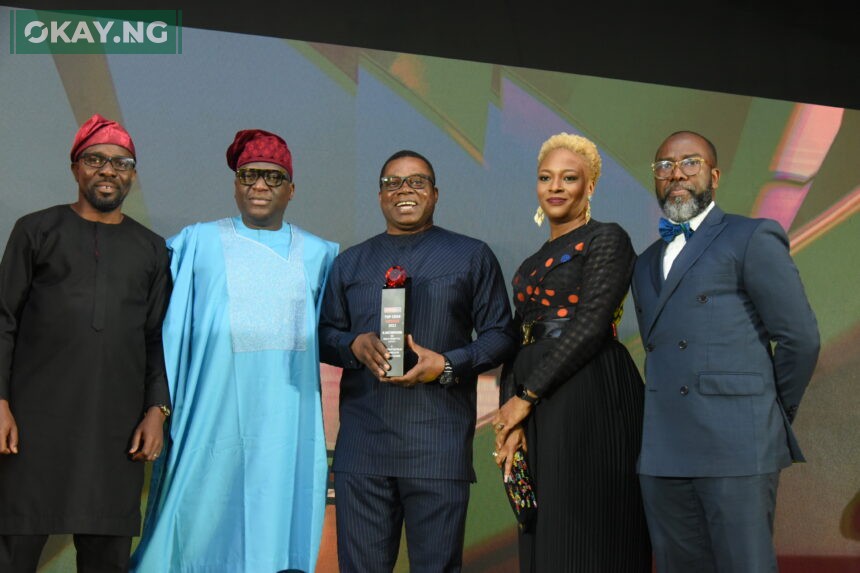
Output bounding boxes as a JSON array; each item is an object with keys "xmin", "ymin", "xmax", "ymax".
[
  {"xmin": 319, "ymin": 150, "xmax": 516, "ymax": 572},
  {"xmin": 631, "ymin": 131, "xmax": 820, "ymax": 572}
]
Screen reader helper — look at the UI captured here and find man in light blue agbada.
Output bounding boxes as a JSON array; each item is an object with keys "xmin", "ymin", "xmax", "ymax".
[{"xmin": 131, "ymin": 129, "xmax": 338, "ymax": 573}]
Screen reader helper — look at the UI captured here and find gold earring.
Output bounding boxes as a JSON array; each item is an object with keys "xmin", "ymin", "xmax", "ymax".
[
  {"xmin": 534, "ymin": 206, "xmax": 545, "ymax": 227},
  {"xmin": 585, "ymin": 193, "xmax": 593, "ymax": 223}
]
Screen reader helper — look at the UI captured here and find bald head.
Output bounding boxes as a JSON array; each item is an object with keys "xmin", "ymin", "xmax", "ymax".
[{"xmin": 657, "ymin": 131, "xmax": 718, "ymax": 167}]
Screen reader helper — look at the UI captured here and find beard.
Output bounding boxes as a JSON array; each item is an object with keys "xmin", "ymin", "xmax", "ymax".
[
  {"xmin": 660, "ymin": 183, "xmax": 713, "ymax": 222},
  {"xmin": 82, "ymin": 183, "xmax": 130, "ymax": 213}
]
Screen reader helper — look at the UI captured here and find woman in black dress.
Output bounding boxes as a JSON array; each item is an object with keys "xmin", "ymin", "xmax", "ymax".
[{"xmin": 492, "ymin": 133, "xmax": 651, "ymax": 572}]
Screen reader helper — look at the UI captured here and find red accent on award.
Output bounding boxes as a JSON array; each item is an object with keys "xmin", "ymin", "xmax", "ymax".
[{"xmin": 385, "ymin": 265, "xmax": 407, "ymax": 288}]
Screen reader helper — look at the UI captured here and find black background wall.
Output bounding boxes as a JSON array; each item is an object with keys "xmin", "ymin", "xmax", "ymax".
[{"xmin": 12, "ymin": 1, "xmax": 860, "ymax": 110}]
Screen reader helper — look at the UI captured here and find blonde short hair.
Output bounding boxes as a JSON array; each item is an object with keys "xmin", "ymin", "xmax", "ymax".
[{"xmin": 537, "ymin": 133, "xmax": 602, "ymax": 186}]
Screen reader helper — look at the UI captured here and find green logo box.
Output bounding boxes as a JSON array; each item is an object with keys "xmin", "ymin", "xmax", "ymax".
[{"xmin": 10, "ymin": 9, "xmax": 182, "ymax": 54}]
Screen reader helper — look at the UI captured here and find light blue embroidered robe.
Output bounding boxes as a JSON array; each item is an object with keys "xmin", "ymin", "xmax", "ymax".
[{"xmin": 131, "ymin": 217, "xmax": 338, "ymax": 573}]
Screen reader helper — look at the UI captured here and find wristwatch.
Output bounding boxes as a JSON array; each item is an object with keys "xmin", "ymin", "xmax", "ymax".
[
  {"xmin": 438, "ymin": 358, "xmax": 459, "ymax": 387},
  {"xmin": 517, "ymin": 385, "xmax": 540, "ymax": 406},
  {"xmin": 153, "ymin": 404, "xmax": 171, "ymax": 418}
]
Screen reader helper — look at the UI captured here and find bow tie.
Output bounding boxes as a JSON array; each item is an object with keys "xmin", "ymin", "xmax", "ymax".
[{"xmin": 659, "ymin": 218, "xmax": 694, "ymax": 243}]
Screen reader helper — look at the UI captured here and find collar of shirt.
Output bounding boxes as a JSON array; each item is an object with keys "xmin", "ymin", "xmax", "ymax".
[{"xmin": 662, "ymin": 201, "xmax": 716, "ymax": 279}]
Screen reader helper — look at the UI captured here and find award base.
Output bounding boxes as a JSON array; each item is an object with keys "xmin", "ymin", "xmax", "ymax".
[{"xmin": 380, "ymin": 287, "xmax": 406, "ymax": 377}]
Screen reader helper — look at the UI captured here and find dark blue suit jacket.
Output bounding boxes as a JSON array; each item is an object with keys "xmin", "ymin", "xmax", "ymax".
[{"xmin": 631, "ymin": 205, "xmax": 819, "ymax": 477}]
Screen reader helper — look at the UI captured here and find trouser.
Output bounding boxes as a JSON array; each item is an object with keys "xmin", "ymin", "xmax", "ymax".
[
  {"xmin": 335, "ymin": 472, "xmax": 470, "ymax": 573},
  {"xmin": 639, "ymin": 472, "xmax": 780, "ymax": 573},
  {"xmin": 0, "ymin": 534, "xmax": 132, "ymax": 573}
]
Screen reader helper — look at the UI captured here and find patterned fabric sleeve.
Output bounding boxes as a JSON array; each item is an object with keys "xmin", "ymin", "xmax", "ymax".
[
  {"xmin": 318, "ymin": 255, "xmax": 361, "ymax": 370},
  {"xmin": 440, "ymin": 242, "xmax": 518, "ymax": 380},
  {"xmin": 523, "ymin": 223, "xmax": 635, "ymax": 397}
]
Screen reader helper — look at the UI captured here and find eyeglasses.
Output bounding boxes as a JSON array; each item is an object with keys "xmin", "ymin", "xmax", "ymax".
[
  {"xmin": 379, "ymin": 174, "xmax": 434, "ymax": 192},
  {"xmin": 78, "ymin": 153, "xmax": 136, "ymax": 172},
  {"xmin": 236, "ymin": 168, "xmax": 291, "ymax": 187},
  {"xmin": 651, "ymin": 157, "xmax": 708, "ymax": 180}
]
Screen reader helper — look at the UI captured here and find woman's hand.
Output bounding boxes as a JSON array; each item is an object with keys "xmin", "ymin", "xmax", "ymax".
[
  {"xmin": 494, "ymin": 425, "xmax": 527, "ymax": 482},
  {"xmin": 492, "ymin": 395, "xmax": 532, "ymax": 453}
]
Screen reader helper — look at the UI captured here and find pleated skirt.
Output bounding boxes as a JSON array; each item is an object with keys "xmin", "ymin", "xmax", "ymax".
[{"xmin": 515, "ymin": 338, "xmax": 652, "ymax": 572}]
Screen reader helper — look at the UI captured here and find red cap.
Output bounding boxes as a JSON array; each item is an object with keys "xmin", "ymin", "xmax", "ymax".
[
  {"xmin": 226, "ymin": 129, "xmax": 293, "ymax": 178},
  {"xmin": 70, "ymin": 113, "xmax": 136, "ymax": 162}
]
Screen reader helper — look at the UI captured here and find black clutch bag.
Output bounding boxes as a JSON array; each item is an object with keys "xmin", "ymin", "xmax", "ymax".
[{"xmin": 503, "ymin": 449, "xmax": 537, "ymax": 532}]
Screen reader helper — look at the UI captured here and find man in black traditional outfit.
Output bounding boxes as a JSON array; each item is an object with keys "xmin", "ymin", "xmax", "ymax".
[{"xmin": 0, "ymin": 113, "xmax": 172, "ymax": 573}]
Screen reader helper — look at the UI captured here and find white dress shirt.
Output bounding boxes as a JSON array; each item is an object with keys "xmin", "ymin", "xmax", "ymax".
[{"xmin": 662, "ymin": 201, "xmax": 715, "ymax": 279}]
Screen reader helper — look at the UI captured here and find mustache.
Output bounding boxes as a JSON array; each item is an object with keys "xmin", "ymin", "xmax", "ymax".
[{"xmin": 665, "ymin": 183, "xmax": 695, "ymax": 193}]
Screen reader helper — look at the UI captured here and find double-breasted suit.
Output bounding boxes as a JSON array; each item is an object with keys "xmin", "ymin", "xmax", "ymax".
[{"xmin": 632, "ymin": 205, "xmax": 819, "ymax": 476}]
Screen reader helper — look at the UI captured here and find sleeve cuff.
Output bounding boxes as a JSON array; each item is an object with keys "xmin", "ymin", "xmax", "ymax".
[
  {"xmin": 337, "ymin": 333, "xmax": 362, "ymax": 370},
  {"xmin": 144, "ymin": 378, "xmax": 171, "ymax": 411}
]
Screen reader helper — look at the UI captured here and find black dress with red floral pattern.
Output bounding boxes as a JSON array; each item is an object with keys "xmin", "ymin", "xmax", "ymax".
[{"xmin": 503, "ymin": 220, "xmax": 651, "ymax": 572}]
